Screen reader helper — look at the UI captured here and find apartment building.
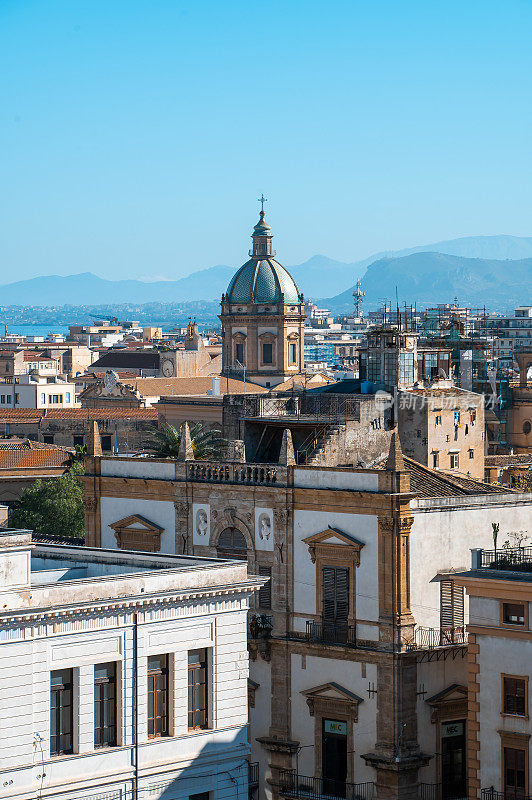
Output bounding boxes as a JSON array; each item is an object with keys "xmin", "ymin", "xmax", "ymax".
[
  {"xmin": 0, "ymin": 374, "xmax": 77, "ymax": 409},
  {"xmin": 456, "ymin": 548, "xmax": 532, "ymax": 800},
  {"xmin": 397, "ymin": 387, "xmax": 485, "ymax": 481},
  {"xmin": 0, "ymin": 529, "xmax": 262, "ymax": 800},
  {"xmin": 488, "ymin": 307, "xmax": 532, "ymax": 367}
]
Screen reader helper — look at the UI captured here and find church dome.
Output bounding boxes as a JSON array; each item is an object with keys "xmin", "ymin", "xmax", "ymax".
[
  {"xmin": 225, "ymin": 208, "xmax": 302, "ymax": 305},
  {"xmin": 226, "ymin": 257, "xmax": 301, "ymax": 304}
]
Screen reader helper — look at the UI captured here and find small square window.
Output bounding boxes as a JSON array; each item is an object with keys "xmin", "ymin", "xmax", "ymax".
[{"xmin": 502, "ymin": 602, "xmax": 525, "ymax": 626}]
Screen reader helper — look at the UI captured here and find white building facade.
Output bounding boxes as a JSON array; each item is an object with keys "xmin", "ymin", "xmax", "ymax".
[
  {"xmin": 0, "ymin": 530, "xmax": 261, "ymax": 800},
  {"xmin": 0, "ymin": 374, "xmax": 78, "ymax": 409},
  {"xmin": 456, "ymin": 554, "xmax": 532, "ymax": 800}
]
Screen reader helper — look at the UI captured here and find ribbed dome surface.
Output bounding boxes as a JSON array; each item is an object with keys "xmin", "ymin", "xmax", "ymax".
[{"xmin": 226, "ymin": 258, "xmax": 301, "ymax": 304}]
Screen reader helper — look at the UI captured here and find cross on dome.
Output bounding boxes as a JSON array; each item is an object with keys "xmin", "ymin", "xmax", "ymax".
[{"xmin": 258, "ymin": 193, "xmax": 267, "ymax": 213}]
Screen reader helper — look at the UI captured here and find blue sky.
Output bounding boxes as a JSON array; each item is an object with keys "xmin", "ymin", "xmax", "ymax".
[{"xmin": 1, "ymin": 0, "xmax": 531, "ymax": 282}]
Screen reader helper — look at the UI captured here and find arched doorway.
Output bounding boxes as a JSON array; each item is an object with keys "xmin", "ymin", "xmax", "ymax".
[{"xmin": 216, "ymin": 527, "xmax": 248, "ymax": 560}]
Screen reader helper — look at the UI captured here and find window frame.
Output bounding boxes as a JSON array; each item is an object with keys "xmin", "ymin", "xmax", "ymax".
[
  {"xmin": 502, "ymin": 674, "xmax": 528, "ymax": 719},
  {"xmin": 188, "ymin": 649, "xmax": 209, "ymax": 731},
  {"xmin": 50, "ymin": 669, "xmax": 74, "ymax": 756},
  {"xmin": 500, "ymin": 601, "xmax": 528, "ymax": 629},
  {"xmin": 94, "ymin": 662, "xmax": 117, "ymax": 748},
  {"xmin": 262, "ymin": 342, "xmax": 273, "ymax": 365},
  {"xmin": 147, "ymin": 654, "xmax": 169, "ymax": 739}
]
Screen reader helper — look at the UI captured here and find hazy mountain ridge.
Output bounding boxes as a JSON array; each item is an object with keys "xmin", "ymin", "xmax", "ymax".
[
  {"xmin": 323, "ymin": 251, "xmax": 532, "ymax": 312},
  {"xmin": 1, "ymin": 235, "xmax": 531, "ymax": 306}
]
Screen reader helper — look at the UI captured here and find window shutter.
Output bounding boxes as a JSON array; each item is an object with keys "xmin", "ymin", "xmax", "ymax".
[
  {"xmin": 322, "ymin": 567, "xmax": 349, "ymax": 623},
  {"xmin": 258, "ymin": 566, "xmax": 272, "ymax": 609},
  {"xmin": 322, "ymin": 567, "xmax": 336, "ymax": 622},
  {"xmin": 440, "ymin": 579, "xmax": 464, "ymax": 629}
]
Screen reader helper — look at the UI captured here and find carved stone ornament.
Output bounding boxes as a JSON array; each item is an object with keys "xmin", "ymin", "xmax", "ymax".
[
  {"xmin": 174, "ymin": 501, "xmax": 189, "ymax": 517},
  {"xmin": 302, "ymin": 683, "xmax": 363, "ymax": 723},
  {"xmin": 274, "ymin": 508, "xmax": 289, "ymax": 525},
  {"xmin": 84, "ymin": 496, "xmax": 98, "ymax": 513}
]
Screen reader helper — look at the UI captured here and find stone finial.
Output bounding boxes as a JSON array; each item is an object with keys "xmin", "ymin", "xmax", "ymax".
[
  {"xmin": 88, "ymin": 420, "xmax": 102, "ymax": 457},
  {"xmin": 178, "ymin": 422, "xmax": 194, "ymax": 461},
  {"xmin": 386, "ymin": 429, "xmax": 405, "ymax": 472},
  {"xmin": 279, "ymin": 428, "xmax": 296, "ymax": 466}
]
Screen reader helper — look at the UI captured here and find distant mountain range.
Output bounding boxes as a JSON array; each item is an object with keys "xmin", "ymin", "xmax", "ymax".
[
  {"xmin": 323, "ymin": 251, "xmax": 532, "ymax": 312},
  {"xmin": 1, "ymin": 234, "xmax": 531, "ymax": 308}
]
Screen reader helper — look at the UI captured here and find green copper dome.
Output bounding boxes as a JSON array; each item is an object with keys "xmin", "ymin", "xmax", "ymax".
[
  {"xmin": 226, "ymin": 257, "xmax": 302, "ymax": 304},
  {"xmin": 225, "ymin": 208, "xmax": 302, "ymax": 304}
]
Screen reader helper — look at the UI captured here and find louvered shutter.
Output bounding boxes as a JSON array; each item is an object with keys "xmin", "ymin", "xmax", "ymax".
[
  {"xmin": 322, "ymin": 567, "xmax": 336, "ymax": 623},
  {"xmin": 335, "ymin": 568, "xmax": 349, "ymax": 624},
  {"xmin": 258, "ymin": 566, "xmax": 272, "ymax": 609},
  {"xmin": 440, "ymin": 579, "xmax": 464, "ymax": 630},
  {"xmin": 322, "ymin": 567, "xmax": 349, "ymax": 623}
]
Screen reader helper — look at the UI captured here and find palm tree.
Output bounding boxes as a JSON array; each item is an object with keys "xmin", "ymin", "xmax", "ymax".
[{"xmin": 142, "ymin": 422, "xmax": 226, "ymax": 460}]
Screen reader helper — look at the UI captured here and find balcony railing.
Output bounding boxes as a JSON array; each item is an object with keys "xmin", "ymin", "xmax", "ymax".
[
  {"xmin": 406, "ymin": 626, "xmax": 467, "ymax": 651},
  {"xmin": 482, "ymin": 789, "xmax": 532, "ymax": 800},
  {"xmin": 240, "ymin": 394, "xmax": 364, "ymax": 423},
  {"xmin": 305, "ymin": 620, "xmax": 357, "ymax": 647},
  {"xmin": 187, "ymin": 461, "xmax": 287, "ymax": 486},
  {"xmin": 419, "ymin": 783, "xmax": 467, "ymax": 800},
  {"xmin": 279, "ymin": 770, "xmax": 375, "ymax": 800},
  {"xmin": 479, "ymin": 546, "xmax": 532, "ymax": 572}
]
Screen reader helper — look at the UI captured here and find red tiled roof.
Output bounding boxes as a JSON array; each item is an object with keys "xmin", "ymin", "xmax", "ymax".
[
  {"xmin": 0, "ymin": 408, "xmax": 158, "ymax": 422},
  {"xmin": 0, "ymin": 440, "xmax": 70, "ymax": 471}
]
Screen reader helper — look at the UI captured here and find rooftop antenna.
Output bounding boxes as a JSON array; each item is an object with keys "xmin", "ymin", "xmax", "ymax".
[
  {"xmin": 353, "ymin": 280, "xmax": 365, "ymax": 318},
  {"xmin": 395, "ymin": 286, "xmax": 400, "ymax": 330}
]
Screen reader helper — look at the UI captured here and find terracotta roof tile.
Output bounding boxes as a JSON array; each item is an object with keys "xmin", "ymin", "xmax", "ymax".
[{"xmin": 0, "ymin": 408, "xmax": 158, "ymax": 422}]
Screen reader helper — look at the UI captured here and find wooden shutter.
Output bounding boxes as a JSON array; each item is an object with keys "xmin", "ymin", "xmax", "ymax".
[
  {"xmin": 258, "ymin": 566, "xmax": 272, "ymax": 609},
  {"xmin": 440, "ymin": 579, "xmax": 464, "ymax": 629},
  {"xmin": 322, "ymin": 567, "xmax": 349, "ymax": 623}
]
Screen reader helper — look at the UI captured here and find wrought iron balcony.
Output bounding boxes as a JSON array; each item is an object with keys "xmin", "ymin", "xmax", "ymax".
[
  {"xmin": 305, "ymin": 620, "xmax": 357, "ymax": 647},
  {"xmin": 419, "ymin": 783, "xmax": 467, "ymax": 800},
  {"xmin": 406, "ymin": 625, "xmax": 467, "ymax": 651},
  {"xmin": 482, "ymin": 789, "xmax": 532, "ymax": 800},
  {"xmin": 279, "ymin": 770, "xmax": 375, "ymax": 800}
]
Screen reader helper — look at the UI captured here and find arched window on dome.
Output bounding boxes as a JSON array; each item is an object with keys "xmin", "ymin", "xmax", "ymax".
[{"xmin": 216, "ymin": 528, "xmax": 248, "ymax": 560}]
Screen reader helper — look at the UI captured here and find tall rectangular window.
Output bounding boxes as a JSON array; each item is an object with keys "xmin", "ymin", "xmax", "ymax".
[
  {"xmin": 94, "ymin": 662, "xmax": 117, "ymax": 748},
  {"xmin": 322, "ymin": 566, "xmax": 349, "ymax": 640},
  {"xmin": 148, "ymin": 655, "xmax": 168, "ymax": 738},
  {"xmin": 432, "ymin": 451, "xmax": 439, "ymax": 468},
  {"xmin": 258, "ymin": 565, "xmax": 272, "ymax": 609},
  {"xmin": 262, "ymin": 343, "xmax": 273, "ymax": 364},
  {"xmin": 235, "ymin": 343, "xmax": 244, "ymax": 365},
  {"xmin": 289, "ymin": 343, "xmax": 297, "ymax": 364},
  {"xmin": 503, "ymin": 677, "xmax": 527, "ymax": 717},
  {"xmin": 450, "ymin": 453, "xmax": 459, "ymax": 470},
  {"xmin": 50, "ymin": 669, "xmax": 73, "ymax": 755},
  {"xmin": 188, "ymin": 649, "xmax": 208, "ymax": 730},
  {"xmin": 440, "ymin": 580, "xmax": 464, "ymax": 631},
  {"xmin": 504, "ymin": 747, "xmax": 527, "ymax": 798}
]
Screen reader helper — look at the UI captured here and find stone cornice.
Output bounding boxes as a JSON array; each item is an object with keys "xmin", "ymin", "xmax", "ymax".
[{"xmin": 0, "ymin": 579, "xmax": 262, "ymax": 626}]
